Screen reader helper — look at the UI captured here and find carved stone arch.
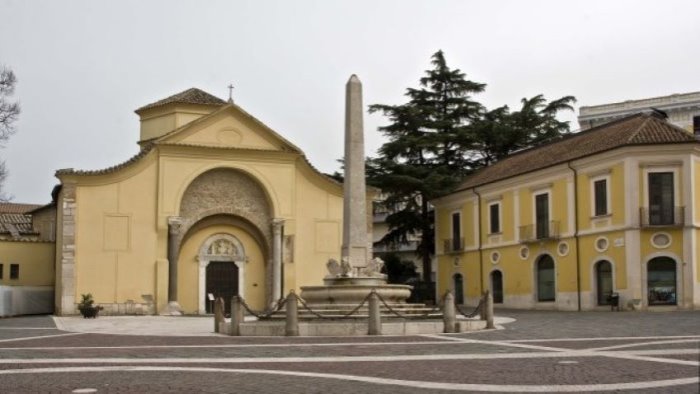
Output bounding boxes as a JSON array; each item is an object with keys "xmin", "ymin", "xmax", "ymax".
[
  {"xmin": 178, "ymin": 209, "xmax": 271, "ymax": 255},
  {"xmin": 199, "ymin": 233, "xmax": 246, "ymax": 262},
  {"xmin": 179, "ymin": 168, "xmax": 273, "ymax": 246}
]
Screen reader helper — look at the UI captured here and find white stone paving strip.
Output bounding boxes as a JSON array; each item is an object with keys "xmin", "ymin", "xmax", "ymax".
[
  {"xmin": 420, "ymin": 334, "xmax": 700, "ymax": 367},
  {"xmin": 0, "ymin": 340, "xmax": 455, "ymax": 351},
  {"xmin": 421, "ymin": 334, "xmax": 573, "ymax": 352},
  {"xmin": 0, "ymin": 366, "xmax": 696, "ymax": 392},
  {"xmin": 0, "ymin": 327, "xmax": 61, "ymax": 330},
  {"xmin": 585, "ymin": 338, "xmax": 700, "ymax": 352},
  {"xmin": 0, "ymin": 332, "xmax": 84, "ymax": 343},
  {"xmin": 0, "ymin": 349, "xmax": 697, "ymax": 365},
  {"xmin": 499, "ymin": 335, "xmax": 700, "ymax": 343}
]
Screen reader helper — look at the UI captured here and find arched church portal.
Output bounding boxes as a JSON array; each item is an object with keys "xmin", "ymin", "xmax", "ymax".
[{"xmin": 198, "ymin": 234, "xmax": 247, "ymax": 314}]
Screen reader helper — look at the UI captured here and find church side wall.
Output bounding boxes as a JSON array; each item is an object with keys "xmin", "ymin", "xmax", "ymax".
[
  {"xmin": 288, "ymin": 162, "xmax": 344, "ymax": 293},
  {"xmin": 72, "ymin": 158, "xmax": 159, "ymax": 315}
]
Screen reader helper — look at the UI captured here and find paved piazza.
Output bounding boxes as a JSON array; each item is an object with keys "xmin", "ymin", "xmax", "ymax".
[{"xmin": 0, "ymin": 311, "xmax": 698, "ymax": 393}]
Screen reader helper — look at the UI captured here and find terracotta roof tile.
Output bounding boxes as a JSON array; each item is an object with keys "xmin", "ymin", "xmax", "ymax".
[
  {"xmin": 0, "ymin": 213, "xmax": 35, "ymax": 236},
  {"xmin": 56, "ymin": 144, "xmax": 155, "ymax": 176},
  {"xmin": 457, "ymin": 114, "xmax": 697, "ymax": 190},
  {"xmin": 135, "ymin": 88, "xmax": 227, "ymax": 113},
  {"xmin": 0, "ymin": 203, "xmax": 42, "ymax": 214}
]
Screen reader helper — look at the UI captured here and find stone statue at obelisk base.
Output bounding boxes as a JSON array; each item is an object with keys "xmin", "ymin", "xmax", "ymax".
[{"xmin": 300, "ymin": 75, "xmax": 412, "ymax": 304}]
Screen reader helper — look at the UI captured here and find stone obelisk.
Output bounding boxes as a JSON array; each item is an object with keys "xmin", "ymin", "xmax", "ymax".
[
  {"xmin": 298, "ymin": 75, "xmax": 412, "ymax": 305},
  {"xmin": 341, "ymin": 75, "xmax": 368, "ymax": 270}
]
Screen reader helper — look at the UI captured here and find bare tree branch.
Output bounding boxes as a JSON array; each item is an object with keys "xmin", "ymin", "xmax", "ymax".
[{"xmin": 0, "ymin": 67, "xmax": 20, "ymax": 141}]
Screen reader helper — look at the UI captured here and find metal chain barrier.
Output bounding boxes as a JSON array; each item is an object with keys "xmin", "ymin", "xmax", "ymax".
[
  {"xmin": 235, "ymin": 290, "xmax": 481, "ymax": 321},
  {"xmin": 455, "ymin": 296, "xmax": 484, "ymax": 318},
  {"xmin": 239, "ymin": 297, "xmax": 287, "ymax": 319},
  {"xmin": 293, "ymin": 292, "xmax": 373, "ymax": 320},
  {"xmin": 373, "ymin": 291, "xmax": 444, "ymax": 319}
]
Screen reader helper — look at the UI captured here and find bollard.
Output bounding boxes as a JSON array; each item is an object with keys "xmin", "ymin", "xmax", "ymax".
[
  {"xmin": 368, "ymin": 290, "xmax": 381, "ymax": 335},
  {"xmin": 443, "ymin": 291, "xmax": 456, "ymax": 333},
  {"xmin": 479, "ymin": 291, "xmax": 487, "ymax": 321},
  {"xmin": 285, "ymin": 290, "xmax": 299, "ymax": 336},
  {"xmin": 213, "ymin": 297, "xmax": 225, "ymax": 333},
  {"xmin": 485, "ymin": 290, "xmax": 495, "ymax": 329},
  {"xmin": 230, "ymin": 295, "xmax": 244, "ymax": 336}
]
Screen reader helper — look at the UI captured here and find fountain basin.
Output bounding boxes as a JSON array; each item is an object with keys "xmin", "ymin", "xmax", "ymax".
[{"xmin": 300, "ymin": 283, "xmax": 412, "ymax": 304}]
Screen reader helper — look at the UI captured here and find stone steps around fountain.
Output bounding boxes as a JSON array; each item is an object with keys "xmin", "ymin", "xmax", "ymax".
[
  {"xmin": 234, "ymin": 318, "xmax": 486, "ymax": 336},
  {"xmin": 261, "ymin": 303, "xmax": 443, "ymax": 320}
]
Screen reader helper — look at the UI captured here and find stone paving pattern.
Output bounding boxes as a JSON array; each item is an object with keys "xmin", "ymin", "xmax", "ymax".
[{"xmin": 0, "ymin": 310, "xmax": 698, "ymax": 393}]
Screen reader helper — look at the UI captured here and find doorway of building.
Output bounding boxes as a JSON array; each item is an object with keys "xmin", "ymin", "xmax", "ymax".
[
  {"xmin": 647, "ymin": 257, "xmax": 677, "ymax": 306},
  {"xmin": 595, "ymin": 260, "xmax": 613, "ymax": 305},
  {"xmin": 537, "ymin": 255, "xmax": 555, "ymax": 302},
  {"xmin": 490, "ymin": 270, "xmax": 503, "ymax": 304},
  {"xmin": 205, "ymin": 261, "xmax": 239, "ymax": 314},
  {"xmin": 453, "ymin": 273, "xmax": 464, "ymax": 305}
]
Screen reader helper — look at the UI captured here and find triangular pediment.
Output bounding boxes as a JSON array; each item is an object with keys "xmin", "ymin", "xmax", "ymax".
[{"xmin": 155, "ymin": 104, "xmax": 301, "ymax": 153}]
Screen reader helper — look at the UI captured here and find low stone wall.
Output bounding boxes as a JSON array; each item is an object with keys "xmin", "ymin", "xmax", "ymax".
[
  {"xmin": 94, "ymin": 301, "xmax": 155, "ymax": 316},
  {"xmin": 234, "ymin": 319, "xmax": 485, "ymax": 336}
]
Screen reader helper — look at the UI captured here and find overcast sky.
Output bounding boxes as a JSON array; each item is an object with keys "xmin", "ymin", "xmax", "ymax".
[{"xmin": 1, "ymin": 0, "xmax": 699, "ymax": 204}]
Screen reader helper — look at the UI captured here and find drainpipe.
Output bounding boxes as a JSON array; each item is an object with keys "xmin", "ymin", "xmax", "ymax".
[
  {"xmin": 474, "ymin": 188, "xmax": 484, "ymax": 295},
  {"xmin": 567, "ymin": 162, "xmax": 582, "ymax": 312}
]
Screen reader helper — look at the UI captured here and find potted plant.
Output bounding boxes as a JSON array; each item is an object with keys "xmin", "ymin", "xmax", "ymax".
[{"xmin": 78, "ymin": 293, "xmax": 103, "ymax": 318}]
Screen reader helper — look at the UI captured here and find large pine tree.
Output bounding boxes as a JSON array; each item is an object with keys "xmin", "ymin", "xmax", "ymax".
[
  {"xmin": 472, "ymin": 94, "xmax": 576, "ymax": 166},
  {"xmin": 368, "ymin": 50, "xmax": 485, "ymax": 286}
]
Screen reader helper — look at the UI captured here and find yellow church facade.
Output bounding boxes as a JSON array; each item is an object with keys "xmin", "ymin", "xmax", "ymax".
[
  {"xmin": 434, "ymin": 113, "xmax": 700, "ymax": 311},
  {"xmin": 52, "ymin": 88, "xmax": 363, "ymax": 315}
]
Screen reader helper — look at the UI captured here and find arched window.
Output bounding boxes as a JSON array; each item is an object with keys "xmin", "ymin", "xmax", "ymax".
[
  {"xmin": 595, "ymin": 260, "xmax": 613, "ymax": 305},
  {"xmin": 490, "ymin": 270, "xmax": 503, "ymax": 304},
  {"xmin": 453, "ymin": 273, "xmax": 464, "ymax": 305},
  {"xmin": 536, "ymin": 255, "xmax": 555, "ymax": 302},
  {"xmin": 647, "ymin": 257, "xmax": 676, "ymax": 305}
]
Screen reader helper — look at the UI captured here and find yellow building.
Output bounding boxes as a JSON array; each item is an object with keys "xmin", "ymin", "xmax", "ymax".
[
  {"xmin": 433, "ymin": 113, "xmax": 700, "ymax": 310},
  {"xmin": 45, "ymin": 88, "xmax": 361, "ymax": 315},
  {"xmin": 0, "ymin": 203, "xmax": 56, "ymax": 316}
]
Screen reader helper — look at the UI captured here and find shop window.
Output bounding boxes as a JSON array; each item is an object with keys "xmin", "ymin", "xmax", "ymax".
[{"xmin": 647, "ymin": 257, "xmax": 676, "ymax": 305}]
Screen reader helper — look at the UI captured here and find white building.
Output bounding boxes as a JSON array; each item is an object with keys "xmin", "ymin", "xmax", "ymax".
[{"xmin": 579, "ymin": 91, "xmax": 700, "ymax": 135}]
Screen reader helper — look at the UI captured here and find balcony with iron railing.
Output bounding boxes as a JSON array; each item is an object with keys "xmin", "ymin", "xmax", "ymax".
[
  {"xmin": 519, "ymin": 221, "xmax": 560, "ymax": 243},
  {"xmin": 640, "ymin": 206, "xmax": 684, "ymax": 227},
  {"xmin": 443, "ymin": 237, "xmax": 464, "ymax": 254}
]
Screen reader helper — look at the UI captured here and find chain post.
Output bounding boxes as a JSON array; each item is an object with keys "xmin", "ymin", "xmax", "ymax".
[
  {"xmin": 485, "ymin": 290, "xmax": 495, "ymax": 329},
  {"xmin": 443, "ymin": 290, "xmax": 456, "ymax": 333},
  {"xmin": 285, "ymin": 290, "xmax": 299, "ymax": 336},
  {"xmin": 230, "ymin": 295, "xmax": 244, "ymax": 336},
  {"xmin": 368, "ymin": 290, "xmax": 381, "ymax": 335},
  {"xmin": 213, "ymin": 297, "xmax": 225, "ymax": 333}
]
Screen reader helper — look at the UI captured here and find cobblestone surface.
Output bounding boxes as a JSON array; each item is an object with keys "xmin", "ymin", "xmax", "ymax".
[{"xmin": 0, "ymin": 311, "xmax": 697, "ymax": 393}]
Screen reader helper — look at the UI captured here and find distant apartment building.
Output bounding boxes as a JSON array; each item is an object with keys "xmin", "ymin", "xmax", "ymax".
[
  {"xmin": 372, "ymin": 199, "xmax": 433, "ymax": 282},
  {"xmin": 579, "ymin": 91, "xmax": 700, "ymax": 135}
]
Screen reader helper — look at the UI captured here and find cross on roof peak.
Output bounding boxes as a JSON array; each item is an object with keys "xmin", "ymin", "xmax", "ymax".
[{"xmin": 227, "ymin": 84, "xmax": 234, "ymax": 104}]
